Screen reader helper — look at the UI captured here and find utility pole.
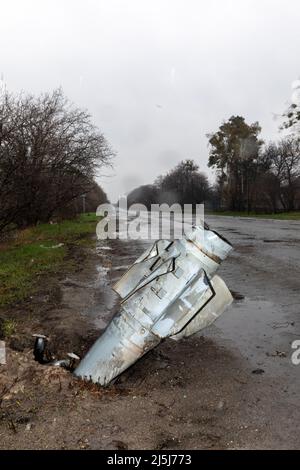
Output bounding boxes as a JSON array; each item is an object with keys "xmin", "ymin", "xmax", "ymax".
[
  {"xmin": 81, "ymin": 194, "xmax": 86, "ymax": 213},
  {"xmin": 0, "ymin": 74, "xmax": 4, "ymax": 147}
]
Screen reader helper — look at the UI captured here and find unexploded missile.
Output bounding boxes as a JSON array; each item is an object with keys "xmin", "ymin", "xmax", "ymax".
[{"xmin": 74, "ymin": 224, "xmax": 233, "ymax": 385}]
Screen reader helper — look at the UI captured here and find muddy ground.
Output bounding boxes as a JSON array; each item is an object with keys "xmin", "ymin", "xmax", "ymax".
[{"xmin": 0, "ymin": 215, "xmax": 299, "ymax": 449}]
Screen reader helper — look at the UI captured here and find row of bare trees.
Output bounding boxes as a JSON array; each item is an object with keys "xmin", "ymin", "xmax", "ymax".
[
  {"xmin": 261, "ymin": 139, "xmax": 300, "ymax": 212},
  {"xmin": 127, "ymin": 130, "xmax": 300, "ymax": 214},
  {"xmin": 0, "ymin": 88, "xmax": 113, "ymax": 233},
  {"xmin": 127, "ymin": 160, "xmax": 210, "ymax": 208}
]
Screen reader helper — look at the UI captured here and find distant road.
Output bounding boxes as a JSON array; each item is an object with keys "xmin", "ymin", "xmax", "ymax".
[{"xmin": 103, "ymin": 215, "xmax": 300, "ymax": 449}]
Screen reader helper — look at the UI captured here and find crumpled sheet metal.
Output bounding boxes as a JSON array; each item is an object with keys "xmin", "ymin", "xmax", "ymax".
[
  {"xmin": 170, "ymin": 275, "xmax": 233, "ymax": 340},
  {"xmin": 74, "ymin": 225, "xmax": 233, "ymax": 385}
]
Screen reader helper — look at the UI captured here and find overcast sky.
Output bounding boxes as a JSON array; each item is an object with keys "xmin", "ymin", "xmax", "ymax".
[{"xmin": 1, "ymin": 0, "xmax": 300, "ymax": 201}]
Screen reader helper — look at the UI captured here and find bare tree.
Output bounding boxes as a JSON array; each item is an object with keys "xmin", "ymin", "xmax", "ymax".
[
  {"xmin": 263, "ymin": 139, "xmax": 300, "ymax": 211},
  {"xmin": 0, "ymin": 89, "xmax": 114, "ymax": 232},
  {"xmin": 156, "ymin": 159, "xmax": 210, "ymax": 206},
  {"xmin": 127, "ymin": 184, "xmax": 159, "ymax": 209}
]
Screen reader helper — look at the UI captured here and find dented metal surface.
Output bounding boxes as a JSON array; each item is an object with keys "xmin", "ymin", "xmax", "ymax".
[
  {"xmin": 170, "ymin": 275, "xmax": 233, "ymax": 340},
  {"xmin": 74, "ymin": 224, "xmax": 233, "ymax": 385}
]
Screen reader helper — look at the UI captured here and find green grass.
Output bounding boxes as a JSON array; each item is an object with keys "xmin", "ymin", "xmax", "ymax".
[
  {"xmin": 15, "ymin": 212, "xmax": 100, "ymax": 245},
  {"xmin": 206, "ymin": 211, "xmax": 300, "ymax": 220},
  {"xmin": 0, "ymin": 213, "xmax": 100, "ymax": 307},
  {"xmin": 0, "ymin": 318, "xmax": 17, "ymax": 338}
]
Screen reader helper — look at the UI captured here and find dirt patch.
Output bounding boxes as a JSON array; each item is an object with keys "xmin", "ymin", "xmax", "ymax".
[{"xmin": 0, "ymin": 242, "xmax": 105, "ymax": 360}]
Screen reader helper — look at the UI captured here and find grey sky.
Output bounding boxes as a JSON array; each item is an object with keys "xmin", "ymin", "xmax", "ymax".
[{"xmin": 1, "ymin": 0, "xmax": 300, "ymax": 201}]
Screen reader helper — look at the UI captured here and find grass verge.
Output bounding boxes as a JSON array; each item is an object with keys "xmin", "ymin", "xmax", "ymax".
[{"xmin": 0, "ymin": 213, "xmax": 100, "ymax": 307}]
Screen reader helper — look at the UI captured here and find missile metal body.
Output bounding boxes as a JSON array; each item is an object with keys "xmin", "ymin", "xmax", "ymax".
[{"xmin": 74, "ymin": 225, "xmax": 233, "ymax": 385}]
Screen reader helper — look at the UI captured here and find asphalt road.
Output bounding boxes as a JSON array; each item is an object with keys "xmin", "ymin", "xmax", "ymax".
[{"xmin": 101, "ymin": 215, "xmax": 300, "ymax": 449}]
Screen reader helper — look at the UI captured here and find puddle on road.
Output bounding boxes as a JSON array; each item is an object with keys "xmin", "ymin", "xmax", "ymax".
[
  {"xmin": 85, "ymin": 261, "xmax": 119, "ymax": 329},
  {"xmin": 97, "ymin": 246, "xmax": 112, "ymax": 251},
  {"xmin": 78, "ymin": 234, "xmax": 150, "ymax": 330},
  {"xmin": 207, "ymin": 297, "xmax": 298, "ymax": 377},
  {"xmin": 96, "ymin": 265, "xmax": 110, "ymax": 276},
  {"xmin": 81, "ymin": 234, "xmax": 150, "ymax": 329},
  {"xmin": 112, "ymin": 265, "xmax": 130, "ymax": 271}
]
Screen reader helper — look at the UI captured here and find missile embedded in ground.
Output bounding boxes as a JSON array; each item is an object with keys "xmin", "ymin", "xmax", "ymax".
[{"xmin": 74, "ymin": 224, "xmax": 233, "ymax": 385}]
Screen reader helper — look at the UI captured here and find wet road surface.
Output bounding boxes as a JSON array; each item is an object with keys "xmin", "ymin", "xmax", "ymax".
[{"xmin": 92, "ymin": 215, "xmax": 300, "ymax": 449}]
